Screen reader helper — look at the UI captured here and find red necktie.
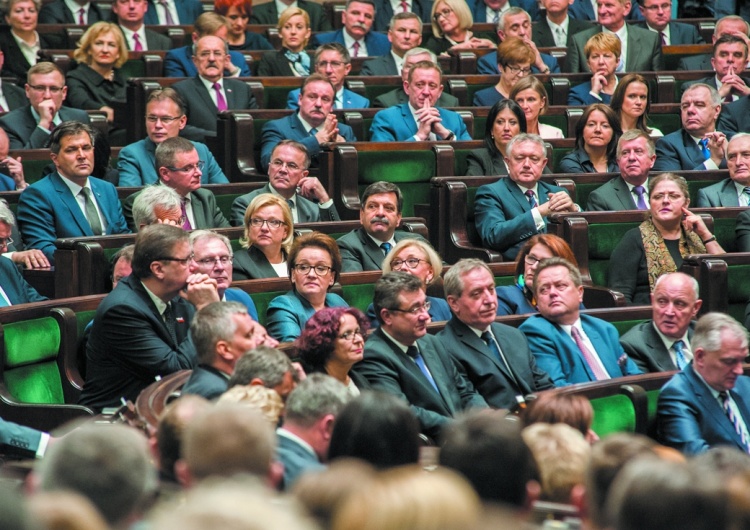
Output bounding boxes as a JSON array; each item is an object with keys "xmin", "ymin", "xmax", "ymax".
[
  {"xmin": 352, "ymin": 41, "xmax": 360, "ymax": 57},
  {"xmin": 133, "ymin": 33, "xmax": 143, "ymax": 51},
  {"xmin": 77, "ymin": 7, "xmax": 85, "ymax": 24},
  {"xmin": 400, "ymin": 1, "xmax": 408, "ymax": 11},
  {"xmin": 213, "ymin": 82, "xmax": 227, "ymax": 111}
]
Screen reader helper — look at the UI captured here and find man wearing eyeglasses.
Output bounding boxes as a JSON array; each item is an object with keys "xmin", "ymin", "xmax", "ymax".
[
  {"xmin": 173, "ymin": 35, "xmax": 258, "ymax": 143},
  {"xmin": 635, "ymin": 0, "xmax": 704, "ymax": 45},
  {"xmin": 231, "ymin": 140, "xmax": 339, "ymax": 227},
  {"xmin": 438, "ymin": 259, "xmax": 553, "ymax": 409},
  {"xmin": 0, "ymin": 62, "xmax": 89, "ymax": 149},
  {"xmin": 117, "ymin": 88, "xmax": 229, "ymax": 186},
  {"xmin": 80, "ymin": 224, "xmax": 219, "ymax": 412},
  {"xmin": 16, "ymin": 121, "xmax": 130, "ymax": 264},
  {"xmin": 123, "ymin": 136, "xmax": 230, "ymax": 231},
  {"xmin": 354, "ymin": 272, "xmax": 488, "ymax": 440}
]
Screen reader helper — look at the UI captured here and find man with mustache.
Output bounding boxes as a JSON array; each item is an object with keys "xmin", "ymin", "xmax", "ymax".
[
  {"xmin": 337, "ymin": 181, "xmax": 427, "ymax": 272},
  {"xmin": 311, "ymin": 0, "xmax": 390, "ymax": 57}
]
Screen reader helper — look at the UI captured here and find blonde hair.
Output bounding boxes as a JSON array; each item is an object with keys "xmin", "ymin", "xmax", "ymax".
[
  {"xmin": 382, "ymin": 239, "xmax": 443, "ymax": 285},
  {"xmin": 240, "ymin": 193, "xmax": 294, "ymax": 253},
  {"xmin": 218, "ymin": 385, "xmax": 285, "ymax": 426},
  {"xmin": 584, "ymin": 32, "xmax": 621, "ymax": 59},
  {"xmin": 429, "ymin": 0, "xmax": 472, "ymax": 38},
  {"xmin": 278, "ymin": 6, "xmax": 311, "ymax": 48},
  {"xmin": 74, "ymin": 21, "xmax": 128, "ymax": 68}
]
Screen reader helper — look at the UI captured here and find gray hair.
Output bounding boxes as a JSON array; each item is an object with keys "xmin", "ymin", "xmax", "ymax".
[
  {"xmin": 284, "ymin": 373, "xmax": 350, "ymax": 427},
  {"xmin": 692, "ymin": 313, "xmax": 749, "ymax": 354},
  {"xmin": 498, "ymin": 7, "xmax": 529, "ymax": 32},
  {"xmin": 403, "ymin": 46, "xmax": 438, "ymax": 64},
  {"xmin": 654, "ymin": 272, "xmax": 699, "ymax": 299},
  {"xmin": 132, "ymin": 185, "xmax": 182, "ymax": 229},
  {"xmin": 617, "ymin": 129, "xmax": 656, "ymax": 158},
  {"xmin": 0, "ymin": 199, "xmax": 15, "ymax": 227},
  {"xmin": 228, "ymin": 346, "xmax": 294, "ymax": 389},
  {"xmin": 715, "ymin": 15, "xmax": 750, "ymax": 37},
  {"xmin": 443, "ymin": 259, "xmax": 492, "ymax": 299},
  {"xmin": 373, "ymin": 271, "xmax": 425, "ymax": 324},
  {"xmin": 190, "ymin": 229, "xmax": 233, "ymax": 256},
  {"xmin": 506, "ymin": 133, "xmax": 547, "ymax": 159},
  {"xmin": 682, "ymin": 83, "xmax": 722, "ymax": 107},
  {"xmin": 190, "ymin": 301, "xmax": 250, "ymax": 365},
  {"xmin": 154, "ymin": 136, "xmax": 197, "ymax": 172}
]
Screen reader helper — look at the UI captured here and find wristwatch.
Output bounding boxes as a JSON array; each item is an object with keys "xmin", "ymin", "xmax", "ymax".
[{"xmin": 444, "ymin": 132, "xmax": 456, "ymax": 141}]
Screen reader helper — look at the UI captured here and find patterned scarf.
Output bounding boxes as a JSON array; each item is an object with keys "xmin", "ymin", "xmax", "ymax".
[
  {"xmin": 639, "ymin": 217, "xmax": 705, "ymax": 292},
  {"xmin": 284, "ymin": 49, "xmax": 310, "ymax": 77}
]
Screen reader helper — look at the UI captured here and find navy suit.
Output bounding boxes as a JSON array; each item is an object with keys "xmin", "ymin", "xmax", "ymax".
[
  {"xmin": 717, "ymin": 96, "xmax": 750, "ymax": 136},
  {"xmin": 0, "ymin": 105, "xmax": 90, "ymax": 149},
  {"xmin": 636, "ymin": 21, "xmax": 705, "ymax": 45},
  {"xmin": 117, "ymin": 138, "xmax": 228, "ymax": 186},
  {"xmin": 353, "ymin": 328, "xmax": 488, "ymax": 439},
  {"xmin": 181, "ymin": 365, "xmax": 228, "ymax": 400},
  {"xmin": 468, "ymin": 0, "xmax": 540, "ymax": 21},
  {"xmin": 477, "ymin": 51, "xmax": 560, "ymax": 75},
  {"xmin": 519, "ymin": 313, "xmax": 641, "ymax": 386},
  {"xmin": 658, "ymin": 364, "xmax": 750, "ymax": 455},
  {"xmin": 230, "ymin": 182, "xmax": 340, "ymax": 227},
  {"xmin": 164, "ymin": 45, "xmax": 252, "ymax": 78},
  {"xmin": 17, "ymin": 173, "xmax": 129, "ymax": 263},
  {"xmin": 567, "ymin": 25, "xmax": 662, "ymax": 73},
  {"xmin": 653, "ymin": 129, "xmax": 725, "ymax": 172},
  {"xmin": 38, "ymin": 0, "xmax": 105, "ymax": 23},
  {"xmin": 437, "ymin": 318, "xmax": 553, "ymax": 409},
  {"xmin": 568, "ymin": 82, "xmax": 612, "ymax": 106},
  {"xmin": 311, "ymin": 29, "xmax": 391, "ymax": 56},
  {"xmin": 473, "ymin": 86, "xmax": 504, "ymax": 107},
  {"xmin": 80, "ymin": 275, "xmax": 197, "ymax": 412},
  {"xmin": 586, "ymin": 175, "xmax": 640, "ymax": 211},
  {"xmin": 373, "ymin": 0, "xmax": 433, "ymax": 31},
  {"xmin": 696, "ymin": 178, "xmax": 741, "ymax": 208},
  {"xmin": 370, "ymin": 103, "xmax": 471, "ymax": 142},
  {"xmin": 144, "ymin": 0, "xmax": 203, "ymax": 25},
  {"xmin": 0, "ymin": 255, "xmax": 47, "ymax": 305},
  {"xmin": 173, "ymin": 77, "xmax": 258, "ymax": 140},
  {"xmin": 474, "ymin": 177, "xmax": 569, "ymax": 260},
  {"xmin": 260, "ymin": 113, "xmax": 356, "ymax": 171},
  {"xmin": 266, "ymin": 290, "xmax": 348, "ymax": 343},
  {"xmin": 276, "ymin": 431, "xmax": 324, "ymax": 490},
  {"xmin": 337, "ymin": 227, "xmax": 427, "ymax": 272},
  {"xmin": 286, "ymin": 87, "xmax": 370, "ymax": 110},
  {"xmin": 619, "ymin": 320, "xmax": 694, "ymax": 373},
  {"xmin": 495, "ymin": 284, "xmax": 536, "ymax": 316},
  {"xmin": 532, "ymin": 16, "xmax": 593, "ymax": 49}
]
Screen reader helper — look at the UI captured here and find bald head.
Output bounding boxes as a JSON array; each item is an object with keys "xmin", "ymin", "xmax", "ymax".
[{"xmin": 652, "ymin": 273, "xmax": 702, "ymax": 340}]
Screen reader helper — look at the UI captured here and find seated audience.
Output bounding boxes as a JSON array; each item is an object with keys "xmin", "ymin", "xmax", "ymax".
[
  {"xmin": 297, "ymin": 306, "xmax": 371, "ymax": 393},
  {"xmin": 256, "ymin": 7, "xmax": 312, "ymax": 76},
  {"xmin": 226, "ymin": 345, "xmax": 297, "ymax": 401},
  {"xmin": 568, "ymin": 33, "xmax": 620, "ymax": 106},
  {"xmin": 611, "ymin": 73, "xmax": 663, "ymax": 137},
  {"xmin": 559, "ymin": 103, "xmax": 621, "ymax": 173},
  {"xmin": 522, "ymin": 392, "xmax": 598, "ymax": 443},
  {"xmin": 424, "ymin": 0, "xmax": 494, "ymax": 55},
  {"xmin": 217, "ymin": 384, "xmax": 285, "ymax": 426},
  {"xmin": 495, "ymin": 234, "xmax": 578, "ymax": 316},
  {"xmin": 214, "ymin": 0, "xmax": 274, "ymax": 51},
  {"xmin": 360, "ymin": 12, "xmax": 423, "ymax": 76},
  {"xmin": 510, "ymin": 76, "xmax": 564, "ymax": 139},
  {"xmin": 608, "ymin": 173, "xmax": 724, "ymax": 305},
  {"xmin": 682, "ymin": 34, "xmax": 750, "ymax": 103},
  {"xmin": 310, "ymin": 0, "xmax": 390, "ymax": 57},
  {"xmin": 266, "ymin": 232, "xmax": 348, "ymax": 343},
  {"xmin": 466, "ymin": 99, "xmax": 527, "ymax": 176},
  {"xmin": 250, "ymin": 0, "xmax": 331, "ymax": 31},
  {"xmin": 113, "ymin": 0, "xmax": 172, "ymax": 51},
  {"xmin": 697, "ymin": 133, "xmax": 750, "ymax": 207},
  {"xmin": 232, "ymin": 194, "xmax": 293, "ymax": 281},
  {"xmin": 39, "ymin": 0, "xmax": 105, "ymax": 23},
  {"xmin": 737, "ymin": 209, "xmax": 750, "ymax": 253},
  {"xmin": 473, "ymin": 37, "xmax": 534, "ymax": 107},
  {"xmin": 636, "ymin": 0, "xmax": 704, "ymax": 45},
  {"xmin": 520, "ymin": 257, "xmax": 641, "ymax": 385}
]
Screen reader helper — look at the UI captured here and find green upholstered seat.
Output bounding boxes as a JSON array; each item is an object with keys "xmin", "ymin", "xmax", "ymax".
[
  {"xmin": 648, "ymin": 114, "xmax": 680, "ymax": 135},
  {"xmin": 120, "ymin": 58, "xmax": 146, "ymax": 79},
  {"xmin": 342, "ymin": 283, "xmax": 376, "ymax": 313},
  {"xmin": 727, "ymin": 264, "xmax": 750, "ymax": 324},
  {"xmin": 590, "ymin": 394, "xmax": 636, "ymax": 436},
  {"xmin": 587, "ymin": 221, "xmax": 642, "ymax": 287},
  {"xmin": 609, "ymin": 318, "xmax": 647, "ymax": 337},
  {"xmin": 2, "ymin": 317, "xmax": 65, "ymax": 404},
  {"xmin": 256, "ymin": 290, "xmax": 290, "ymax": 326},
  {"xmin": 23, "ymin": 159, "xmax": 53, "ymax": 185}
]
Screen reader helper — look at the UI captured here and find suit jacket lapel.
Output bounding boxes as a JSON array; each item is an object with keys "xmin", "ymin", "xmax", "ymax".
[
  {"xmin": 613, "ymin": 177, "xmax": 636, "ymax": 209},
  {"xmin": 682, "ymin": 130, "xmax": 705, "ymax": 168},
  {"xmin": 688, "ymin": 367, "xmax": 744, "ymax": 446},
  {"xmin": 451, "ymin": 319, "xmax": 516, "ymax": 385},
  {"xmin": 52, "ymin": 173, "xmax": 93, "ymax": 235},
  {"xmin": 189, "ymin": 191, "xmax": 207, "ymax": 228},
  {"xmin": 415, "ymin": 339, "xmax": 455, "ymax": 412},
  {"xmin": 358, "ymin": 228, "xmax": 387, "ymax": 269},
  {"xmin": 644, "ymin": 323, "xmax": 676, "ymax": 370},
  {"xmin": 721, "ymin": 180, "xmax": 739, "ymax": 206},
  {"xmin": 503, "ymin": 178, "xmax": 531, "ymax": 213},
  {"xmin": 192, "ymin": 77, "xmax": 218, "ymax": 111},
  {"xmin": 399, "ymin": 103, "xmax": 417, "ymax": 137},
  {"xmin": 581, "ymin": 319, "xmax": 622, "ymax": 377}
]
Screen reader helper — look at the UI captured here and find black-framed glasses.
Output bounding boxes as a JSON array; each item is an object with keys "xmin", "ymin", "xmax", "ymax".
[
  {"xmin": 293, "ymin": 264, "xmax": 333, "ymax": 276},
  {"xmin": 389, "ymin": 300, "xmax": 431, "ymax": 315},
  {"xmin": 194, "ymin": 255, "xmax": 233, "ymax": 266},
  {"xmin": 505, "ymin": 65, "xmax": 532, "ymax": 76},
  {"xmin": 524, "ymin": 254, "xmax": 545, "ymax": 266},
  {"xmin": 390, "ymin": 257, "xmax": 427, "ymax": 270},
  {"xmin": 157, "ymin": 254, "xmax": 194, "ymax": 264},
  {"xmin": 338, "ymin": 329, "xmax": 363, "ymax": 341},
  {"xmin": 167, "ymin": 161, "xmax": 205, "ymax": 173},
  {"xmin": 250, "ymin": 218, "xmax": 285, "ymax": 229}
]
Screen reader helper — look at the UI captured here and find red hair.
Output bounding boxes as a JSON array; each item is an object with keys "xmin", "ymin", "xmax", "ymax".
[{"xmin": 214, "ymin": 0, "xmax": 252, "ymax": 16}]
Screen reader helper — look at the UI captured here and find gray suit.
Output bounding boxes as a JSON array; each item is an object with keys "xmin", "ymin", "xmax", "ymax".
[
  {"xmin": 567, "ymin": 24, "xmax": 663, "ymax": 73},
  {"xmin": 230, "ymin": 183, "xmax": 340, "ymax": 227},
  {"xmin": 337, "ymin": 227, "xmax": 427, "ymax": 272},
  {"xmin": 620, "ymin": 320, "xmax": 695, "ymax": 373},
  {"xmin": 122, "ymin": 186, "xmax": 230, "ymax": 232},
  {"xmin": 696, "ymin": 178, "xmax": 741, "ymax": 208},
  {"xmin": 586, "ymin": 175, "xmax": 641, "ymax": 211},
  {"xmin": 360, "ymin": 53, "xmax": 399, "ymax": 76}
]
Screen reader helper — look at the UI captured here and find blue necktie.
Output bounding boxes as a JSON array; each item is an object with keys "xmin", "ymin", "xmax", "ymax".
[
  {"xmin": 381, "ymin": 242, "xmax": 392, "ymax": 255},
  {"xmin": 742, "ymin": 187, "xmax": 750, "ymax": 205},
  {"xmin": 720, "ymin": 391, "xmax": 750, "ymax": 454},
  {"xmin": 633, "ymin": 185, "xmax": 647, "ymax": 210},
  {"xmin": 310, "ymin": 127, "xmax": 318, "ymax": 136},
  {"xmin": 525, "ymin": 189, "xmax": 537, "ymax": 208},
  {"xmin": 672, "ymin": 340, "xmax": 687, "ymax": 370},
  {"xmin": 408, "ymin": 345, "xmax": 439, "ymax": 394},
  {"xmin": 699, "ymin": 138, "xmax": 710, "ymax": 161},
  {"xmin": 481, "ymin": 331, "xmax": 521, "ymax": 392}
]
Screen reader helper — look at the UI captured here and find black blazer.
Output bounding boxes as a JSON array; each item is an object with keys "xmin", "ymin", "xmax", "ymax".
[
  {"xmin": 620, "ymin": 320, "xmax": 695, "ymax": 373},
  {"xmin": 437, "ymin": 318, "xmax": 553, "ymax": 409},
  {"xmin": 39, "ymin": 0, "xmax": 106, "ymax": 23},
  {"xmin": 250, "ymin": 0, "xmax": 331, "ymax": 31},
  {"xmin": 232, "ymin": 244, "xmax": 286, "ymax": 281},
  {"xmin": 65, "ymin": 63, "xmax": 126, "ymax": 111},
  {"xmin": 256, "ymin": 50, "xmax": 298, "ymax": 77},
  {"xmin": 117, "ymin": 26, "xmax": 173, "ymax": 51},
  {"xmin": 532, "ymin": 17, "xmax": 592, "ymax": 49},
  {"xmin": 0, "ymin": 29, "xmax": 65, "ymax": 82}
]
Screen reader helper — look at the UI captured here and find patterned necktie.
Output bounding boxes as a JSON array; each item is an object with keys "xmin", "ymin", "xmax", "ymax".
[
  {"xmin": 381, "ymin": 242, "xmax": 392, "ymax": 255},
  {"xmin": 659, "ymin": 31, "xmax": 667, "ymax": 46},
  {"xmin": 77, "ymin": 7, "xmax": 85, "ymax": 24},
  {"xmin": 180, "ymin": 198, "xmax": 192, "ymax": 230},
  {"xmin": 352, "ymin": 41, "xmax": 360, "ymax": 58},
  {"xmin": 719, "ymin": 391, "xmax": 750, "ymax": 454},
  {"xmin": 699, "ymin": 138, "xmax": 711, "ymax": 160},
  {"xmin": 555, "ymin": 27, "xmax": 566, "ymax": 47},
  {"xmin": 213, "ymin": 82, "xmax": 228, "ymax": 111},
  {"xmin": 80, "ymin": 188, "xmax": 103, "ymax": 235},
  {"xmin": 133, "ymin": 33, "xmax": 143, "ymax": 52},
  {"xmin": 571, "ymin": 326, "xmax": 610, "ymax": 381},
  {"xmin": 159, "ymin": 0, "xmax": 175, "ymax": 25},
  {"xmin": 742, "ymin": 187, "xmax": 750, "ymax": 206},
  {"xmin": 284, "ymin": 50, "xmax": 310, "ymax": 76},
  {"xmin": 672, "ymin": 339, "xmax": 687, "ymax": 370},
  {"xmin": 525, "ymin": 189, "xmax": 537, "ymax": 208},
  {"xmin": 492, "ymin": 10, "xmax": 500, "ymax": 23},
  {"xmin": 407, "ymin": 345, "xmax": 439, "ymax": 393},
  {"xmin": 163, "ymin": 302, "xmax": 178, "ymax": 346},
  {"xmin": 632, "ymin": 185, "xmax": 647, "ymax": 210},
  {"xmin": 309, "ymin": 127, "xmax": 318, "ymax": 136}
]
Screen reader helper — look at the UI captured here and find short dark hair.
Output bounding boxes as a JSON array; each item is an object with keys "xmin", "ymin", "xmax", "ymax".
[
  {"xmin": 361, "ymin": 181, "xmax": 403, "ymax": 213},
  {"xmin": 287, "ymin": 232, "xmax": 342, "ymax": 284},
  {"xmin": 713, "ymin": 33, "xmax": 748, "ymax": 57},
  {"xmin": 49, "ymin": 121, "xmax": 94, "ymax": 154},
  {"xmin": 301, "ymin": 72, "xmax": 336, "ymax": 95},
  {"xmin": 131, "ymin": 224, "xmax": 189, "ymax": 279},
  {"xmin": 155, "ymin": 136, "xmax": 196, "ymax": 172},
  {"xmin": 146, "ymin": 87, "xmax": 186, "ymax": 115},
  {"xmin": 314, "ymin": 42, "xmax": 350, "ymax": 64},
  {"xmin": 373, "ymin": 271, "xmax": 424, "ymax": 324}
]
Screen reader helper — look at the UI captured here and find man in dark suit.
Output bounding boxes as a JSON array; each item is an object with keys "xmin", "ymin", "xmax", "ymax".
[
  {"xmin": 113, "ymin": 0, "xmax": 172, "ymax": 51},
  {"xmin": 337, "ymin": 181, "xmax": 426, "ymax": 272},
  {"xmin": 117, "ymin": 88, "xmax": 229, "ymax": 186},
  {"xmin": 438, "ymin": 260, "xmax": 553, "ymax": 409},
  {"xmin": 568, "ymin": 0, "xmax": 643, "ymax": 20},
  {"xmin": 231, "ymin": 140, "xmax": 339, "ymax": 226},
  {"xmin": 681, "ymin": 35, "xmax": 750, "ymax": 101},
  {"xmin": 620, "ymin": 273, "xmax": 701, "ymax": 373},
  {"xmin": 0, "ymin": 56, "xmax": 27, "ymax": 111},
  {"xmin": 373, "ymin": 48, "xmax": 459, "ymax": 107},
  {"xmin": 658, "ymin": 312, "xmax": 750, "ymax": 455},
  {"xmin": 38, "ymin": 0, "xmax": 105, "ymax": 24},
  {"xmin": 477, "ymin": 8, "xmax": 561, "ymax": 75},
  {"xmin": 636, "ymin": 0, "xmax": 705, "ymax": 45},
  {"xmin": 276, "ymin": 374, "xmax": 349, "ymax": 489},
  {"xmin": 361, "ymin": 12, "xmax": 422, "ymax": 76},
  {"xmin": 181, "ymin": 302, "xmax": 276, "ymax": 400},
  {"xmin": 520, "ymin": 258, "xmax": 641, "ymax": 386},
  {"xmin": 261, "ymin": 74, "xmax": 356, "ymax": 172},
  {"xmin": 475, "ymin": 133, "xmax": 578, "ymax": 261},
  {"xmin": 0, "ymin": 255, "xmax": 47, "ymax": 305},
  {"xmin": 353, "ymin": 273, "xmax": 488, "ymax": 439},
  {"xmin": 251, "ymin": 0, "xmax": 331, "ymax": 31},
  {"xmin": 469, "ymin": 0, "xmax": 539, "ymax": 22},
  {"xmin": 144, "ymin": 0, "xmax": 203, "ymax": 26},
  {"xmin": 173, "ymin": 35, "xmax": 258, "ymax": 142},
  {"xmin": 697, "ymin": 133, "xmax": 750, "ymax": 207},
  {"xmin": 567, "ymin": 0, "xmax": 662, "ymax": 73},
  {"xmin": 79, "ymin": 224, "xmax": 219, "ymax": 412},
  {"xmin": 372, "ymin": 0, "xmax": 432, "ymax": 31},
  {"xmin": 164, "ymin": 13, "xmax": 252, "ymax": 77},
  {"xmin": 587, "ymin": 130, "xmax": 655, "ymax": 211},
  {"xmin": 737, "ymin": 209, "xmax": 750, "ymax": 252},
  {"xmin": 532, "ymin": 0, "xmax": 593, "ymax": 51},
  {"xmin": 16, "ymin": 122, "xmax": 129, "ymax": 264},
  {"xmin": 678, "ymin": 16, "xmax": 750, "ymax": 71},
  {"xmin": 654, "ymin": 84, "xmax": 727, "ymax": 172},
  {"xmin": 312, "ymin": 0, "xmax": 391, "ymax": 57},
  {"xmin": 0, "ymin": 63, "xmax": 89, "ymax": 150}
]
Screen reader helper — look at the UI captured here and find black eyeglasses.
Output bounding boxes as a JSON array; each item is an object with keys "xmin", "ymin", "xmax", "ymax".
[
  {"xmin": 157, "ymin": 254, "xmax": 194, "ymax": 265},
  {"xmin": 293, "ymin": 264, "xmax": 333, "ymax": 276},
  {"xmin": 390, "ymin": 257, "xmax": 427, "ymax": 270}
]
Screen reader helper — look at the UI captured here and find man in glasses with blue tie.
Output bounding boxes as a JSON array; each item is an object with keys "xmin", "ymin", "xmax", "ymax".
[
  {"xmin": 354, "ymin": 272, "xmax": 488, "ymax": 440},
  {"xmin": 620, "ymin": 272, "xmax": 702, "ymax": 373}
]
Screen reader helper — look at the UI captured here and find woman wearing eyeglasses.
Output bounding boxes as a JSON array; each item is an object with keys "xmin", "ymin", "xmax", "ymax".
[
  {"xmin": 296, "ymin": 306, "xmax": 371, "ymax": 395},
  {"xmin": 266, "ymin": 231, "xmax": 349, "ymax": 343},
  {"xmin": 365, "ymin": 239, "xmax": 451, "ymax": 328},
  {"xmin": 473, "ymin": 38, "xmax": 535, "ymax": 107},
  {"xmin": 232, "ymin": 193, "xmax": 293, "ymax": 281}
]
